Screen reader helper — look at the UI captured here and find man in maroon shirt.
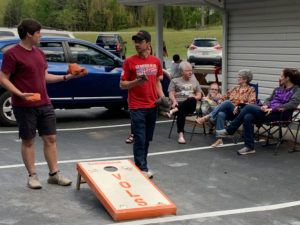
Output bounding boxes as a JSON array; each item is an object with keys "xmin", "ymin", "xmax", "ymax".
[
  {"xmin": 0, "ymin": 19, "xmax": 84, "ymax": 189},
  {"xmin": 120, "ymin": 30, "xmax": 164, "ymax": 178}
]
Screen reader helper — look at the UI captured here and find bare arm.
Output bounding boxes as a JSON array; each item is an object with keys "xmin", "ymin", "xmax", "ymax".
[
  {"xmin": 45, "ymin": 70, "xmax": 84, "ymax": 83},
  {"xmin": 156, "ymin": 75, "xmax": 164, "ymax": 98},
  {"xmin": 0, "ymin": 71, "xmax": 28, "ymax": 99},
  {"xmin": 120, "ymin": 78, "xmax": 145, "ymax": 90},
  {"xmin": 169, "ymin": 91, "xmax": 178, "ymax": 108}
]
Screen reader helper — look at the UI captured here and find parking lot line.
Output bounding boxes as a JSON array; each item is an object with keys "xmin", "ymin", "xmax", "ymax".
[
  {"xmin": 0, "ymin": 142, "xmax": 247, "ymax": 170},
  {"xmin": 0, "ymin": 120, "xmax": 172, "ymax": 134},
  {"xmin": 106, "ymin": 200, "xmax": 300, "ymax": 225}
]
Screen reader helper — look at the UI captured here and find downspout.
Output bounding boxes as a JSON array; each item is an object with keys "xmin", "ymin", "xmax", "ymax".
[
  {"xmin": 221, "ymin": 3, "xmax": 228, "ymax": 94},
  {"xmin": 155, "ymin": 4, "xmax": 164, "ymax": 66}
]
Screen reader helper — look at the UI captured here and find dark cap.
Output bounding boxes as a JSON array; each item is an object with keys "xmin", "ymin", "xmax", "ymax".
[{"xmin": 132, "ymin": 30, "xmax": 151, "ymax": 42}]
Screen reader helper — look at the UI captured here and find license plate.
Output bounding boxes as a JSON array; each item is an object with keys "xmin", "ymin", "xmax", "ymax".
[
  {"xmin": 104, "ymin": 45, "xmax": 110, "ymax": 49},
  {"xmin": 202, "ymin": 52, "xmax": 208, "ymax": 55}
]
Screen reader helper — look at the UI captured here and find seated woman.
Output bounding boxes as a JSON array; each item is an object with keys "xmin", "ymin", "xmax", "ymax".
[
  {"xmin": 201, "ymin": 82, "xmax": 222, "ymax": 115},
  {"xmin": 167, "ymin": 61, "xmax": 202, "ymax": 144},
  {"xmin": 196, "ymin": 69, "xmax": 256, "ymax": 147},
  {"xmin": 217, "ymin": 68, "xmax": 300, "ymax": 155}
]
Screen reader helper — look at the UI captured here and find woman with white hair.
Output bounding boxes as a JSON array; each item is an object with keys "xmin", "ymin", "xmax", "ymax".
[
  {"xmin": 196, "ymin": 69, "xmax": 256, "ymax": 147},
  {"xmin": 167, "ymin": 61, "xmax": 202, "ymax": 144}
]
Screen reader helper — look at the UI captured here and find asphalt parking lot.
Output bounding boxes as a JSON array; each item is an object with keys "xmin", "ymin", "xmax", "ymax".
[{"xmin": 0, "ymin": 107, "xmax": 300, "ymax": 225}]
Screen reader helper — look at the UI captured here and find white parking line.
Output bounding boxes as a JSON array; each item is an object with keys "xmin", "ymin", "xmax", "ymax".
[
  {"xmin": 0, "ymin": 142, "xmax": 246, "ymax": 169},
  {"xmin": 106, "ymin": 200, "xmax": 300, "ymax": 225},
  {"xmin": 0, "ymin": 120, "xmax": 172, "ymax": 134}
]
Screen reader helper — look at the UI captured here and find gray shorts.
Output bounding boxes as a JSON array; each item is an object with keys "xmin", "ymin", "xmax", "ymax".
[{"xmin": 13, "ymin": 104, "xmax": 56, "ymax": 140}]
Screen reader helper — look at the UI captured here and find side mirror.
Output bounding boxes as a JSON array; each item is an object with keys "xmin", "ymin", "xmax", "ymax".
[{"xmin": 185, "ymin": 45, "xmax": 190, "ymax": 49}]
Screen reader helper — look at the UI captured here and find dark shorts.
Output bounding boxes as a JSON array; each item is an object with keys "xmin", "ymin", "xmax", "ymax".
[{"xmin": 13, "ymin": 104, "xmax": 56, "ymax": 140}]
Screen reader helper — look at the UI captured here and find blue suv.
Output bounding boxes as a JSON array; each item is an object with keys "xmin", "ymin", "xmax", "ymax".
[
  {"xmin": 0, "ymin": 37, "xmax": 170, "ymax": 126},
  {"xmin": 0, "ymin": 37, "xmax": 128, "ymax": 126}
]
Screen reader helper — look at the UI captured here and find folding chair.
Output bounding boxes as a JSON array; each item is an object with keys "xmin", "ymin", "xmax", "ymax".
[
  {"xmin": 255, "ymin": 108, "xmax": 300, "ymax": 155},
  {"xmin": 168, "ymin": 99, "xmax": 207, "ymax": 141},
  {"xmin": 290, "ymin": 108, "xmax": 300, "ymax": 152}
]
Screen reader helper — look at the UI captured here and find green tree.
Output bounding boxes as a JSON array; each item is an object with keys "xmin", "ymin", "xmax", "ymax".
[
  {"xmin": 3, "ymin": 0, "xmax": 24, "ymax": 27},
  {"xmin": 172, "ymin": 6, "xmax": 185, "ymax": 30}
]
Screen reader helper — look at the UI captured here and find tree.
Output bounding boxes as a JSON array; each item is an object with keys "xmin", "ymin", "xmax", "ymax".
[
  {"xmin": 3, "ymin": 0, "xmax": 24, "ymax": 27},
  {"xmin": 172, "ymin": 7, "xmax": 185, "ymax": 30}
]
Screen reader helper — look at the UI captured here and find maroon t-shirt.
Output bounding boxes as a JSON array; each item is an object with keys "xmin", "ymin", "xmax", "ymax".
[{"xmin": 1, "ymin": 44, "xmax": 51, "ymax": 107}]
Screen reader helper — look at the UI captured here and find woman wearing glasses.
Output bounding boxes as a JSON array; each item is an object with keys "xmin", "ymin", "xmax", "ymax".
[{"xmin": 196, "ymin": 69, "xmax": 256, "ymax": 147}]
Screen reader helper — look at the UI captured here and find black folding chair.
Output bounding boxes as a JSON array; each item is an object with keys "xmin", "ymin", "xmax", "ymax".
[
  {"xmin": 168, "ymin": 99, "xmax": 207, "ymax": 141},
  {"xmin": 255, "ymin": 108, "xmax": 300, "ymax": 155}
]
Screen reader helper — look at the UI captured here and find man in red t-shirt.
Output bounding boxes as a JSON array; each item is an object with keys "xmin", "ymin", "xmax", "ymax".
[
  {"xmin": 0, "ymin": 19, "xmax": 84, "ymax": 189},
  {"xmin": 120, "ymin": 30, "xmax": 164, "ymax": 178}
]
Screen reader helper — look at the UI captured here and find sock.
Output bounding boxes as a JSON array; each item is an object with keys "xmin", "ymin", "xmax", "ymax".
[{"xmin": 49, "ymin": 171, "xmax": 59, "ymax": 176}]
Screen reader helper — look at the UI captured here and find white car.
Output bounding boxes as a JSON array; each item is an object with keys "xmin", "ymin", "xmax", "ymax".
[
  {"xmin": 0, "ymin": 27, "xmax": 75, "ymax": 38},
  {"xmin": 187, "ymin": 38, "xmax": 222, "ymax": 66}
]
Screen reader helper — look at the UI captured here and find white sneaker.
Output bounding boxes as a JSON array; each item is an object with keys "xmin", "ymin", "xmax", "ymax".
[
  {"xmin": 142, "ymin": 170, "xmax": 153, "ymax": 179},
  {"xmin": 178, "ymin": 137, "xmax": 186, "ymax": 144}
]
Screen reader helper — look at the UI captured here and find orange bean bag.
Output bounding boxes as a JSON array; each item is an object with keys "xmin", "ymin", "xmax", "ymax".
[
  {"xmin": 67, "ymin": 63, "xmax": 88, "ymax": 76},
  {"xmin": 27, "ymin": 93, "xmax": 41, "ymax": 102}
]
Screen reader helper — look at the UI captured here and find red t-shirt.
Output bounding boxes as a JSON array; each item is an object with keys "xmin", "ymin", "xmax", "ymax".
[
  {"xmin": 120, "ymin": 54, "xmax": 163, "ymax": 109},
  {"xmin": 1, "ymin": 44, "xmax": 51, "ymax": 107}
]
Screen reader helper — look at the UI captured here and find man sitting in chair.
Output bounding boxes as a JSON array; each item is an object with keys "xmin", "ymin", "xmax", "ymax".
[
  {"xmin": 167, "ymin": 61, "xmax": 202, "ymax": 144},
  {"xmin": 217, "ymin": 68, "xmax": 300, "ymax": 155}
]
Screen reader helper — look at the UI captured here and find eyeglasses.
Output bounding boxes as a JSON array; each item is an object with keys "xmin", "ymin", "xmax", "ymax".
[
  {"xmin": 184, "ymin": 70, "xmax": 193, "ymax": 72},
  {"xmin": 210, "ymin": 88, "xmax": 219, "ymax": 91}
]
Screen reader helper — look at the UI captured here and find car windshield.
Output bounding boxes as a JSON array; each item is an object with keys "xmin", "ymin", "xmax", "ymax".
[
  {"xmin": 97, "ymin": 36, "xmax": 117, "ymax": 44},
  {"xmin": 193, "ymin": 40, "xmax": 218, "ymax": 47}
]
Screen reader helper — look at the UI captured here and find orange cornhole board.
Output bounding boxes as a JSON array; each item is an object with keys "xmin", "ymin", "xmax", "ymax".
[{"xmin": 76, "ymin": 160, "xmax": 176, "ymax": 221}]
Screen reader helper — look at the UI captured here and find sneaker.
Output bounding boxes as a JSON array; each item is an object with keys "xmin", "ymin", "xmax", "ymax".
[
  {"xmin": 216, "ymin": 129, "xmax": 233, "ymax": 138},
  {"xmin": 211, "ymin": 139, "xmax": 223, "ymax": 147},
  {"xmin": 28, "ymin": 174, "xmax": 42, "ymax": 189},
  {"xmin": 237, "ymin": 147, "xmax": 256, "ymax": 155},
  {"xmin": 47, "ymin": 171, "xmax": 72, "ymax": 186},
  {"xmin": 178, "ymin": 136, "xmax": 186, "ymax": 144},
  {"xmin": 142, "ymin": 170, "xmax": 153, "ymax": 179}
]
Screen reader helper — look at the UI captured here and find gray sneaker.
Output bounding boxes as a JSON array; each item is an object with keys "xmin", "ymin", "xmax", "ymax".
[
  {"xmin": 237, "ymin": 147, "xmax": 256, "ymax": 155},
  {"xmin": 47, "ymin": 171, "xmax": 72, "ymax": 186},
  {"xmin": 142, "ymin": 170, "xmax": 154, "ymax": 179},
  {"xmin": 28, "ymin": 174, "xmax": 42, "ymax": 189},
  {"xmin": 216, "ymin": 129, "xmax": 233, "ymax": 138}
]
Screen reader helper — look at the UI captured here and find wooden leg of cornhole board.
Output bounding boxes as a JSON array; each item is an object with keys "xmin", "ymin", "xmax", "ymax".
[
  {"xmin": 76, "ymin": 173, "xmax": 87, "ymax": 190},
  {"xmin": 76, "ymin": 160, "xmax": 176, "ymax": 221},
  {"xmin": 76, "ymin": 173, "xmax": 81, "ymax": 190}
]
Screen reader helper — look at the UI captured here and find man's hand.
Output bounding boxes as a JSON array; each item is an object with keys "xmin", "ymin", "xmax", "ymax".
[{"xmin": 23, "ymin": 93, "xmax": 40, "ymax": 102}]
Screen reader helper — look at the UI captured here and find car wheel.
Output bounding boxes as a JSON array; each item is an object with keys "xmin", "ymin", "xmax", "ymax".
[
  {"xmin": 0, "ymin": 91, "xmax": 17, "ymax": 126},
  {"xmin": 104, "ymin": 103, "xmax": 124, "ymax": 111}
]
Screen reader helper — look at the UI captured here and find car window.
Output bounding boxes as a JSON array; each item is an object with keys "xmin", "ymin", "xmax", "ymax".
[
  {"xmin": 69, "ymin": 43, "xmax": 115, "ymax": 66},
  {"xmin": 0, "ymin": 31, "xmax": 15, "ymax": 37},
  {"xmin": 97, "ymin": 36, "xmax": 117, "ymax": 44},
  {"xmin": 37, "ymin": 42, "xmax": 66, "ymax": 63},
  {"xmin": 193, "ymin": 40, "xmax": 218, "ymax": 47}
]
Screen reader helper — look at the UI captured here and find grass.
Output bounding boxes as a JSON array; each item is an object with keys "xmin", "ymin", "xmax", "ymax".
[{"xmin": 74, "ymin": 25, "xmax": 222, "ymax": 59}]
